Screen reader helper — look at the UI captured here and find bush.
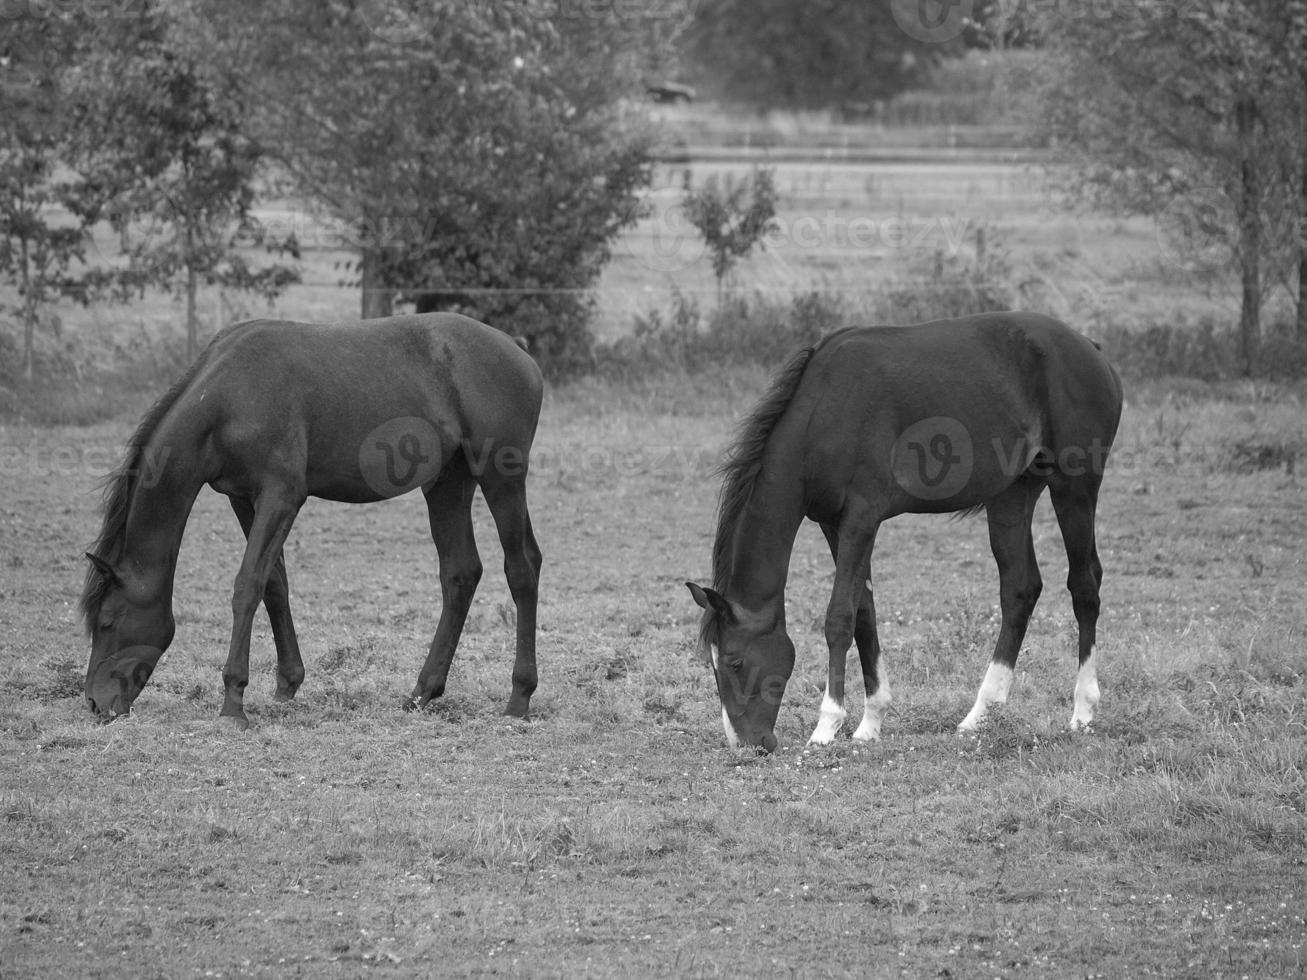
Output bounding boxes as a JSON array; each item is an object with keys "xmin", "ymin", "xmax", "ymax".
[
  {"xmin": 881, "ymin": 224, "xmax": 1019, "ymax": 324},
  {"xmin": 596, "ymin": 219, "xmax": 1030, "ymax": 379},
  {"xmin": 594, "ymin": 289, "xmax": 848, "ymax": 380}
]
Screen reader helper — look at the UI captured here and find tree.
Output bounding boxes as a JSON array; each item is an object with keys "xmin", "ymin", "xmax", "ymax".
[
  {"xmin": 683, "ymin": 0, "xmax": 960, "ymax": 110},
  {"xmin": 682, "ymin": 168, "xmax": 779, "ymax": 305},
  {"xmin": 63, "ymin": 6, "xmax": 298, "ymax": 361},
  {"xmin": 0, "ymin": 12, "xmax": 87, "ymax": 380},
  {"xmin": 173, "ymin": 0, "xmax": 687, "ymax": 372},
  {"xmin": 1029, "ymin": 0, "xmax": 1307, "ymax": 373}
]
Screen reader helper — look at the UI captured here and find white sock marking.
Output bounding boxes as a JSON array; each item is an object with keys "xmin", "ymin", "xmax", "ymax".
[
  {"xmin": 721, "ymin": 705, "xmax": 741, "ymax": 749},
  {"xmin": 807, "ymin": 687, "xmax": 846, "ymax": 746},
  {"xmin": 1070, "ymin": 645, "xmax": 1100, "ymax": 730},
  {"xmin": 958, "ymin": 661, "xmax": 1014, "ymax": 732},
  {"xmin": 853, "ymin": 671, "xmax": 891, "ymax": 741},
  {"xmin": 709, "ymin": 643, "xmax": 742, "ymax": 748}
]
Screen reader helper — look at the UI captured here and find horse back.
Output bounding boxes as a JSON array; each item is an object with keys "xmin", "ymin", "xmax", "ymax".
[
  {"xmin": 792, "ymin": 312, "xmax": 1122, "ymax": 518},
  {"xmin": 185, "ymin": 313, "xmax": 542, "ymax": 501}
]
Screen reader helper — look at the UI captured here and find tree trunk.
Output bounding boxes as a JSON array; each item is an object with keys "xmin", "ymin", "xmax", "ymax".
[
  {"xmin": 360, "ymin": 246, "xmax": 394, "ymax": 319},
  {"xmin": 1298, "ymin": 157, "xmax": 1307, "ymax": 341},
  {"xmin": 19, "ymin": 235, "xmax": 34, "ymax": 383},
  {"xmin": 186, "ymin": 264, "xmax": 198, "ymax": 362},
  {"xmin": 1235, "ymin": 97, "xmax": 1261, "ymax": 376}
]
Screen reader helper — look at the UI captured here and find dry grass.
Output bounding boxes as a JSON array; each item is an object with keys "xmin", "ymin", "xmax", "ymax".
[{"xmin": 1, "ymin": 365, "xmax": 1305, "ymax": 978}]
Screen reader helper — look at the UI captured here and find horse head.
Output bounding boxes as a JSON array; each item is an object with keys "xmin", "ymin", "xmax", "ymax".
[
  {"xmin": 83, "ymin": 554, "xmax": 174, "ymax": 721},
  {"xmin": 687, "ymin": 582, "xmax": 794, "ymax": 754}
]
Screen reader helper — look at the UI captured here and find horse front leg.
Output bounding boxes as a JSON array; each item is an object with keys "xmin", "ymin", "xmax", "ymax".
[
  {"xmin": 810, "ymin": 519, "xmax": 878, "ymax": 746},
  {"xmin": 229, "ymin": 496, "xmax": 305, "ymax": 702},
  {"xmin": 850, "ymin": 575, "xmax": 890, "ymax": 742},
  {"xmin": 222, "ymin": 489, "xmax": 303, "ymax": 730},
  {"xmin": 822, "ymin": 522, "xmax": 891, "ymax": 741}
]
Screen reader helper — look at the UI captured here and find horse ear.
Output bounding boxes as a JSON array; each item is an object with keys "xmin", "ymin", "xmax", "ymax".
[
  {"xmin": 686, "ymin": 582, "xmax": 734, "ymax": 623},
  {"xmin": 85, "ymin": 553, "xmax": 118, "ymax": 583}
]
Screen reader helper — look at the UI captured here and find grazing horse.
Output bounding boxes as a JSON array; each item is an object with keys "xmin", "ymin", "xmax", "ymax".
[
  {"xmin": 81, "ymin": 312, "xmax": 543, "ymax": 730},
  {"xmin": 688, "ymin": 312, "xmax": 1123, "ymax": 753}
]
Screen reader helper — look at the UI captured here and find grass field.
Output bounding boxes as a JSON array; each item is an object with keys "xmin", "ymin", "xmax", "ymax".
[
  {"xmin": 2, "ymin": 110, "xmax": 1305, "ymax": 977},
  {"xmin": 1, "ymin": 366, "xmax": 1305, "ymax": 978}
]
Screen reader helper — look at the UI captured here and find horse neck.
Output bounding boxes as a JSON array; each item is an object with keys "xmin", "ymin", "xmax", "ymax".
[
  {"xmin": 117, "ymin": 421, "xmax": 208, "ymax": 601},
  {"xmin": 722, "ymin": 460, "xmax": 806, "ymax": 617}
]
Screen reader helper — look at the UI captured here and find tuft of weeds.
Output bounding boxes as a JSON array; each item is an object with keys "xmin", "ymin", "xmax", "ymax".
[{"xmin": 963, "ymin": 706, "xmax": 1048, "ymax": 762}]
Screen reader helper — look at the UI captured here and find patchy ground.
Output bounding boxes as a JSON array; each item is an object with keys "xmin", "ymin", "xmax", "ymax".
[{"xmin": 1, "ymin": 372, "xmax": 1305, "ymax": 978}]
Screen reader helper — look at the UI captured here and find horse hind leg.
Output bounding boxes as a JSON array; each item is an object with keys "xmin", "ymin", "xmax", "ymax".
[
  {"xmin": 479, "ymin": 471, "xmax": 542, "ymax": 719},
  {"xmin": 959, "ymin": 479, "xmax": 1044, "ymax": 732},
  {"xmin": 230, "ymin": 497, "xmax": 305, "ymax": 701},
  {"xmin": 1050, "ymin": 480, "xmax": 1104, "ymax": 730},
  {"xmin": 409, "ymin": 456, "xmax": 483, "ymax": 711}
]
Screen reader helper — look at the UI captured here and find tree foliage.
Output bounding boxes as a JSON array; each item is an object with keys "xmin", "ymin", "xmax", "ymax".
[
  {"xmin": 683, "ymin": 0, "xmax": 960, "ymax": 110},
  {"xmin": 64, "ymin": 5, "xmax": 299, "ymax": 360},
  {"xmin": 0, "ymin": 11, "xmax": 86, "ymax": 380},
  {"xmin": 1029, "ymin": 0, "xmax": 1307, "ymax": 372},
  {"xmin": 174, "ymin": 0, "xmax": 687, "ymax": 373},
  {"xmin": 682, "ymin": 168, "xmax": 779, "ymax": 303}
]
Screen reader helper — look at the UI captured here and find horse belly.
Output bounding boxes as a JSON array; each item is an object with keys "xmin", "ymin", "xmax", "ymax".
[
  {"xmin": 304, "ymin": 413, "xmax": 459, "ymax": 503},
  {"xmin": 882, "ymin": 402, "xmax": 1043, "ymax": 514}
]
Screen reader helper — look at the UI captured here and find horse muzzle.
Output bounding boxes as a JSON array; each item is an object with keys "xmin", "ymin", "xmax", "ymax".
[
  {"xmin": 85, "ymin": 649, "xmax": 161, "ymax": 721},
  {"xmin": 86, "ymin": 693, "xmax": 130, "ymax": 723}
]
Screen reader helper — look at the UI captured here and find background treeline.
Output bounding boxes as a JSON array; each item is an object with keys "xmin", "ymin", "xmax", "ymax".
[
  {"xmin": 2, "ymin": 0, "xmax": 1307, "ymax": 403},
  {"xmin": 1, "ymin": 0, "xmax": 690, "ymax": 379}
]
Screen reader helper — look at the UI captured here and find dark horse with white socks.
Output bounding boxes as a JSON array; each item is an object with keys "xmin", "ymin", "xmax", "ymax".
[
  {"xmin": 81, "ymin": 313, "xmax": 543, "ymax": 729},
  {"xmin": 688, "ymin": 312, "xmax": 1123, "ymax": 753}
]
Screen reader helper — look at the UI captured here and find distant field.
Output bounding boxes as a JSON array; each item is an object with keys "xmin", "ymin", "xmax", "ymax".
[
  {"xmin": 255, "ymin": 150, "xmax": 1231, "ymax": 343},
  {"xmin": 9, "ymin": 119, "xmax": 1237, "ymax": 368}
]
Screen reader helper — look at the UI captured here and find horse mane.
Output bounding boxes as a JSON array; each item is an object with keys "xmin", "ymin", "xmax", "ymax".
[
  {"xmin": 711, "ymin": 347, "xmax": 814, "ymax": 592},
  {"xmin": 695, "ymin": 343, "xmax": 821, "ymax": 654},
  {"xmin": 79, "ymin": 345, "xmax": 215, "ymax": 634}
]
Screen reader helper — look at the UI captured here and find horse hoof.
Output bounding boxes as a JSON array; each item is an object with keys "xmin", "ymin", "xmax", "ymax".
[
  {"xmin": 218, "ymin": 713, "xmax": 250, "ymax": 732},
  {"xmin": 503, "ymin": 701, "xmax": 530, "ymax": 720}
]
